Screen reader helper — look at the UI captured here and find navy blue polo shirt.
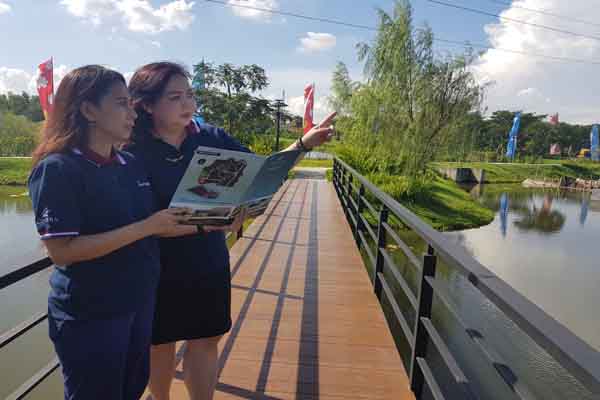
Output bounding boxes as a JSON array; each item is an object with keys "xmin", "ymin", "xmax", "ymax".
[
  {"xmin": 126, "ymin": 120, "xmax": 251, "ymax": 279},
  {"xmin": 28, "ymin": 148, "xmax": 160, "ymax": 320}
]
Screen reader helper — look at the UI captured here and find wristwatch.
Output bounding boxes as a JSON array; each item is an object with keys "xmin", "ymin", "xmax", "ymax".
[{"xmin": 295, "ymin": 136, "xmax": 312, "ymax": 152}]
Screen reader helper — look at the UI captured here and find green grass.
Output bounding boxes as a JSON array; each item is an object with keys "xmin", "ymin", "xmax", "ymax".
[
  {"xmin": 356, "ymin": 174, "xmax": 494, "ymax": 231},
  {"xmin": 296, "ymin": 159, "xmax": 333, "ymax": 168},
  {"xmin": 433, "ymin": 161, "xmax": 600, "ymax": 184},
  {"xmin": 405, "ymin": 177, "xmax": 494, "ymax": 231},
  {"xmin": 0, "ymin": 157, "xmax": 32, "ymax": 185}
]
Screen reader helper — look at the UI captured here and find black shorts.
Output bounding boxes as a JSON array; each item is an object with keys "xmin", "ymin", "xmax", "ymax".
[{"xmin": 151, "ymin": 265, "xmax": 232, "ymax": 345}]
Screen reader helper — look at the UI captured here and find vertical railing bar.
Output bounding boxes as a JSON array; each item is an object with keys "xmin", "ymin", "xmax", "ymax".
[
  {"xmin": 355, "ymin": 184, "xmax": 366, "ymax": 247},
  {"xmin": 410, "ymin": 244, "xmax": 438, "ymax": 398},
  {"xmin": 347, "ymin": 173, "xmax": 356, "ymax": 237},
  {"xmin": 373, "ymin": 205, "xmax": 389, "ymax": 296}
]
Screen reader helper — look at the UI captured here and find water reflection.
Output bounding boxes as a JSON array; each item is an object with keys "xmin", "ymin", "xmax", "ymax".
[
  {"xmin": 579, "ymin": 196, "xmax": 589, "ymax": 226},
  {"xmin": 448, "ymin": 184, "xmax": 600, "ymax": 352},
  {"xmin": 513, "ymin": 195, "xmax": 566, "ymax": 234}
]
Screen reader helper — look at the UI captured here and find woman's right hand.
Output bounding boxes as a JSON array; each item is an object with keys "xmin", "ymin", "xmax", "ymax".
[{"xmin": 142, "ymin": 208, "xmax": 189, "ymax": 236}]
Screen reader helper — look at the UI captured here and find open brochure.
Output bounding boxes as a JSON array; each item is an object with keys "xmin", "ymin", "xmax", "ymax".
[{"xmin": 169, "ymin": 146, "xmax": 303, "ymax": 225}]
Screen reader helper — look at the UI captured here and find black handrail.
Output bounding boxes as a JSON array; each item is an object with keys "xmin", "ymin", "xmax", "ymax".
[{"xmin": 332, "ymin": 157, "xmax": 600, "ymax": 398}]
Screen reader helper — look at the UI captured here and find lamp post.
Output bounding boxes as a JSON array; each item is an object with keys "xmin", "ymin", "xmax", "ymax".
[{"xmin": 272, "ymin": 98, "xmax": 287, "ymax": 152}]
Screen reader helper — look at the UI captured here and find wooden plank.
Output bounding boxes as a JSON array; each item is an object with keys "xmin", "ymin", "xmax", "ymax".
[{"xmin": 161, "ymin": 179, "xmax": 415, "ymax": 400}]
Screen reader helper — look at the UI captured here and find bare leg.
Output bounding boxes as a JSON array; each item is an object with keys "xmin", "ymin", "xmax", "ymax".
[
  {"xmin": 149, "ymin": 342, "xmax": 176, "ymax": 400},
  {"xmin": 182, "ymin": 335, "xmax": 223, "ymax": 400}
]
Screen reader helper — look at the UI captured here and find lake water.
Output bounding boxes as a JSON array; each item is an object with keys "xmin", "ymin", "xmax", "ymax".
[
  {"xmin": 1, "ymin": 184, "xmax": 599, "ymax": 398},
  {"xmin": 447, "ymin": 184, "xmax": 600, "ymax": 352},
  {"xmin": 0, "ymin": 185, "xmax": 62, "ymax": 398}
]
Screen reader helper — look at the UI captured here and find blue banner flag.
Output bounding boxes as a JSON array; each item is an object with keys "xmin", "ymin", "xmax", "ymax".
[
  {"xmin": 506, "ymin": 112, "xmax": 521, "ymax": 159},
  {"xmin": 591, "ymin": 124, "xmax": 599, "ymax": 162}
]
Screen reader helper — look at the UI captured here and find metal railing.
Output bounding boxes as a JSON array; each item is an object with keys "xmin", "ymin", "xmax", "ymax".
[
  {"xmin": 0, "ymin": 230, "xmax": 244, "ymax": 399},
  {"xmin": 332, "ymin": 157, "xmax": 600, "ymax": 399}
]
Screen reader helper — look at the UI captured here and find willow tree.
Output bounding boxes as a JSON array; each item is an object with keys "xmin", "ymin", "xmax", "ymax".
[{"xmin": 346, "ymin": 0, "xmax": 484, "ymax": 177}]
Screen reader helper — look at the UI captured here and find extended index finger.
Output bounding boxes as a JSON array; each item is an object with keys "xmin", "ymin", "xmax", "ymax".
[{"xmin": 317, "ymin": 111, "xmax": 337, "ymax": 128}]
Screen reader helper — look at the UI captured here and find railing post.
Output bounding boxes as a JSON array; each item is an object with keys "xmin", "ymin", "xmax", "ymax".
[
  {"xmin": 332, "ymin": 159, "xmax": 338, "ymax": 193},
  {"xmin": 355, "ymin": 184, "xmax": 366, "ymax": 246},
  {"xmin": 347, "ymin": 174, "xmax": 355, "ymax": 232},
  {"xmin": 373, "ymin": 206, "xmax": 388, "ymax": 296},
  {"xmin": 340, "ymin": 166, "xmax": 346, "ymax": 200},
  {"xmin": 410, "ymin": 245, "xmax": 438, "ymax": 398}
]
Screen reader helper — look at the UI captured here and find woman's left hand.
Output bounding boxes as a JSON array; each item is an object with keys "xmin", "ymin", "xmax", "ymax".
[{"xmin": 301, "ymin": 111, "xmax": 337, "ymax": 150}]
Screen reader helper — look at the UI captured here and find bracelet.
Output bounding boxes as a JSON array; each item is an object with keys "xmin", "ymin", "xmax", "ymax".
[{"xmin": 297, "ymin": 136, "xmax": 312, "ymax": 152}]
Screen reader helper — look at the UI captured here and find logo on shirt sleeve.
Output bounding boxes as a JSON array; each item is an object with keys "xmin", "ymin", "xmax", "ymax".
[
  {"xmin": 39, "ymin": 208, "xmax": 59, "ymax": 224},
  {"xmin": 137, "ymin": 180, "xmax": 151, "ymax": 188}
]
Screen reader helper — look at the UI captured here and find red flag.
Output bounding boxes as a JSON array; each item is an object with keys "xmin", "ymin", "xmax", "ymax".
[
  {"xmin": 36, "ymin": 58, "xmax": 54, "ymax": 119},
  {"xmin": 303, "ymin": 83, "xmax": 314, "ymax": 134},
  {"xmin": 549, "ymin": 113, "xmax": 559, "ymax": 126}
]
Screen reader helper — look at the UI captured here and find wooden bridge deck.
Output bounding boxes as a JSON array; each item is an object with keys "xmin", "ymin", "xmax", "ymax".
[{"xmin": 159, "ymin": 177, "xmax": 414, "ymax": 399}]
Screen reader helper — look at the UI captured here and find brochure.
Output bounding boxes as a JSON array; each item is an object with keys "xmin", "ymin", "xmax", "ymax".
[{"xmin": 169, "ymin": 146, "xmax": 303, "ymax": 225}]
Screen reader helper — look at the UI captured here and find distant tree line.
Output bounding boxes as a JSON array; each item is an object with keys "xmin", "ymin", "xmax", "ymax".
[{"xmin": 0, "ymin": 92, "xmax": 43, "ymax": 156}]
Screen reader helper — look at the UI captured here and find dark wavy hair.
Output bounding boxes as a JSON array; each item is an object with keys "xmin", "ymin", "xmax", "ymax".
[
  {"xmin": 128, "ymin": 62, "xmax": 191, "ymax": 142},
  {"xmin": 32, "ymin": 65, "xmax": 126, "ymax": 166}
]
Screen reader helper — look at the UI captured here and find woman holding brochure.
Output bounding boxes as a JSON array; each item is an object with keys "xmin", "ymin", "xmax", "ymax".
[
  {"xmin": 127, "ymin": 61, "xmax": 336, "ymax": 400},
  {"xmin": 27, "ymin": 65, "xmax": 188, "ymax": 400}
]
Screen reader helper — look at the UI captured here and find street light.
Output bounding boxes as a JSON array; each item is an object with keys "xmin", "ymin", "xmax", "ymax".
[{"xmin": 272, "ymin": 98, "xmax": 288, "ymax": 152}]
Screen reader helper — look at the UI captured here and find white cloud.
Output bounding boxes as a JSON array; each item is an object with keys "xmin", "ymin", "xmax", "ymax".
[
  {"xmin": 0, "ymin": 1, "xmax": 11, "ymax": 14},
  {"xmin": 0, "ymin": 68, "xmax": 32, "ymax": 94},
  {"xmin": 473, "ymin": 0, "xmax": 600, "ymax": 124},
  {"xmin": 227, "ymin": 0, "xmax": 278, "ymax": 21},
  {"xmin": 287, "ymin": 95, "xmax": 329, "ymax": 121},
  {"xmin": 60, "ymin": 0, "xmax": 195, "ymax": 34},
  {"xmin": 298, "ymin": 32, "xmax": 336, "ymax": 53},
  {"xmin": 0, "ymin": 65, "xmax": 70, "ymax": 95}
]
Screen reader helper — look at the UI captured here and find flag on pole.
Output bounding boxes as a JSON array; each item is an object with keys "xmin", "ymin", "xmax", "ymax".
[
  {"xmin": 549, "ymin": 113, "xmax": 559, "ymax": 126},
  {"xmin": 36, "ymin": 58, "xmax": 54, "ymax": 120},
  {"xmin": 505, "ymin": 112, "xmax": 521, "ymax": 160},
  {"xmin": 303, "ymin": 83, "xmax": 315, "ymax": 134},
  {"xmin": 591, "ymin": 124, "xmax": 599, "ymax": 162}
]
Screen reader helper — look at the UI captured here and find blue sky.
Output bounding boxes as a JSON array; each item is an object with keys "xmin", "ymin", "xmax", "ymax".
[{"xmin": 1, "ymin": 1, "xmax": 598, "ymax": 123}]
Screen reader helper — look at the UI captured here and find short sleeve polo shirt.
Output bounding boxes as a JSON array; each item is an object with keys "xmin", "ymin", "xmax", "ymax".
[
  {"xmin": 28, "ymin": 148, "xmax": 161, "ymax": 320},
  {"xmin": 126, "ymin": 120, "xmax": 251, "ymax": 278}
]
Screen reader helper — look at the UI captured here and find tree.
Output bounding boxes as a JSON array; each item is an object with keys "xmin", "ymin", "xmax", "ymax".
[
  {"xmin": 328, "ymin": 61, "xmax": 355, "ymax": 116},
  {"xmin": 0, "ymin": 92, "xmax": 44, "ymax": 122},
  {"xmin": 0, "ymin": 111, "xmax": 40, "ymax": 156},
  {"xmin": 342, "ymin": 0, "xmax": 484, "ymax": 177},
  {"xmin": 192, "ymin": 61, "xmax": 272, "ymax": 135}
]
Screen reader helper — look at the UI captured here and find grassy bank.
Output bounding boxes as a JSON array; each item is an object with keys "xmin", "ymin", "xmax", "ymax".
[
  {"xmin": 433, "ymin": 161, "xmax": 600, "ymax": 183},
  {"xmin": 296, "ymin": 159, "xmax": 333, "ymax": 168},
  {"xmin": 344, "ymin": 172, "xmax": 494, "ymax": 231},
  {"xmin": 405, "ymin": 178, "xmax": 494, "ymax": 231},
  {"xmin": 0, "ymin": 157, "xmax": 32, "ymax": 185}
]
